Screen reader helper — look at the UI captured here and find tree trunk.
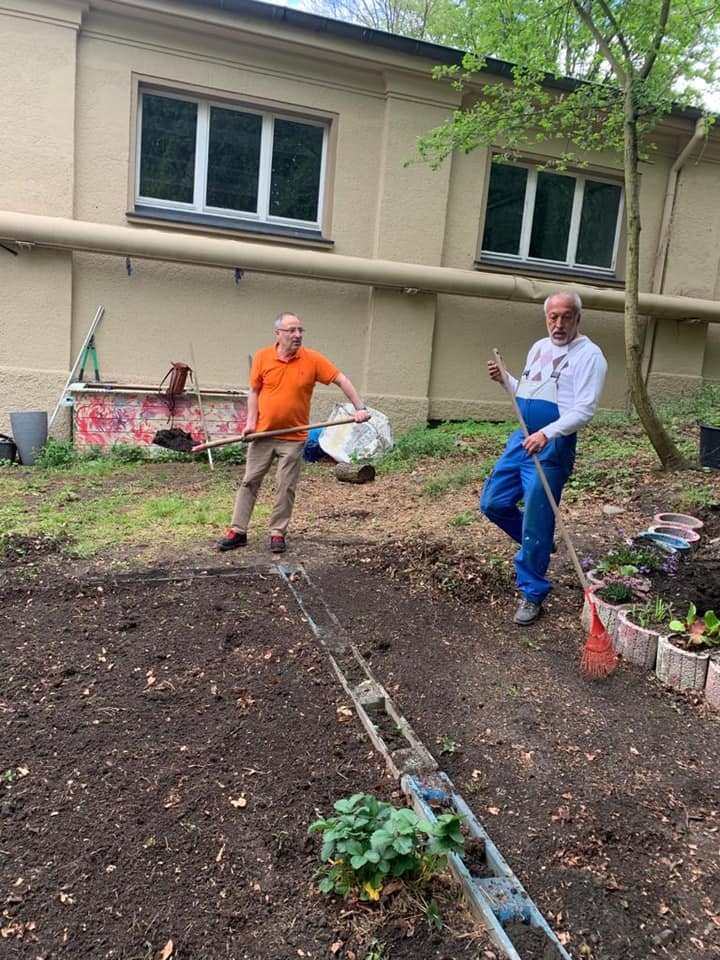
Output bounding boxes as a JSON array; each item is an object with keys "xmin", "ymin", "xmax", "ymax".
[
  {"xmin": 334, "ymin": 462, "xmax": 376, "ymax": 484},
  {"xmin": 622, "ymin": 86, "xmax": 687, "ymax": 471}
]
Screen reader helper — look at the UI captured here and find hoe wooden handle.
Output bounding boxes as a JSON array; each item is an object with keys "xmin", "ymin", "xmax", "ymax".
[{"xmin": 191, "ymin": 416, "xmax": 361, "ymax": 452}]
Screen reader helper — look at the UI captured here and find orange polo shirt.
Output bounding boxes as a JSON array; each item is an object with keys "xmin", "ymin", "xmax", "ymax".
[{"xmin": 250, "ymin": 345, "xmax": 340, "ymax": 441}]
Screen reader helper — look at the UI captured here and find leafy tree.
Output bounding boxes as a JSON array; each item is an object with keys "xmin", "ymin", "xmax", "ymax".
[
  {"xmin": 306, "ymin": 0, "xmax": 448, "ymax": 37},
  {"xmin": 414, "ymin": 0, "xmax": 720, "ymax": 470}
]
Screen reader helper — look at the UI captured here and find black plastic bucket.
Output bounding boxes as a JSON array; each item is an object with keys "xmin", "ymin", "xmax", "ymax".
[
  {"xmin": 0, "ymin": 434, "xmax": 16, "ymax": 463},
  {"xmin": 699, "ymin": 423, "xmax": 720, "ymax": 469}
]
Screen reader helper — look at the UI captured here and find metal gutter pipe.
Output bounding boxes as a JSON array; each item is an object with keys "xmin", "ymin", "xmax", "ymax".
[
  {"xmin": 653, "ymin": 116, "xmax": 709, "ymax": 295},
  {"xmin": 642, "ymin": 117, "xmax": 711, "ymax": 377},
  {"xmin": 1, "ymin": 210, "xmax": 720, "ymax": 323}
]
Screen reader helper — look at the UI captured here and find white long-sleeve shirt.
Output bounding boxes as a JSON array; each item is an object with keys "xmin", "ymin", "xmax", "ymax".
[{"xmin": 503, "ymin": 334, "xmax": 608, "ymax": 439}]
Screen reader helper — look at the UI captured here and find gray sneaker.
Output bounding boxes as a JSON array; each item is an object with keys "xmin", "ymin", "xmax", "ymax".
[{"xmin": 513, "ymin": 598, "xmax": 542, "ymax": 625}]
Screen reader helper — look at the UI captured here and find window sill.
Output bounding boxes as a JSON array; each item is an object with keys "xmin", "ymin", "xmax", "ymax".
[
  {"xmin": 475, "ymin": 256, "xmax": 624, "ymax": 287},
  {"xmin": 127, "ymin": 207, "xmax": 335, "ymax": 249}
]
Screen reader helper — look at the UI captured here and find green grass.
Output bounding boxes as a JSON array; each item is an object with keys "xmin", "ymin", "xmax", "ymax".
[
  {"xmin": 420, "ymin": 463, "xmax": 489, "ymax": 498},
  {"xmin": 448, "ymin": 509, "xmax": 480, "ymax": 527}
]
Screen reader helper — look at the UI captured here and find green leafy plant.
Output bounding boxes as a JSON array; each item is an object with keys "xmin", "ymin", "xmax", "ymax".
[
  {"xmin": 628, "ymin": 595, "xmax": 673, "ymax": 630},
  {"xmin": 363, "ymin": 940, "xmax": 386, "ymax": 960},
  {"xmin": 425, "ymin": 898, "xmax": 444, "ymax": 932},
  {"xmin": 596, "ymin": 576, "xmax": 650, "ymax": 605},
  {"xmin": 308, "ymin": 792, "xmax": 464, "ymax": 902},
  {"xmin": 448, "ymin": 509, "xmax": 478, "ymax": 527},
  {"xmin": 589, "ymin": 535, "xmax": 671, "ymax": 578},
  {"xmin": 34, "ymin": 439, "xmax": 78, "ymax": 468},
  {"xmin": 436, "ymin": 735, "xmax": 459, "ymax": 755},
  {"xmin": 668, "ymin": 603, "xmax": 720, "ymax": 650}
]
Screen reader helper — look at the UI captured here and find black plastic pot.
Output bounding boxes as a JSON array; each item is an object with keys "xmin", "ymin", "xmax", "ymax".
[{"xmin": 699, "ymin": 423, "xmax": 720, "ymax": 469}]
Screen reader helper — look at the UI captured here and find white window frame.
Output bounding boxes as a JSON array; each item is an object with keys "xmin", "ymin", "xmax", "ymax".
[
  {"xmin": 135, "ymin": 88, "xmax": 329, "ymax": 232},
  {"xmin": 481, "ymin": 161, "xmax": 624, "ymax": 277}
]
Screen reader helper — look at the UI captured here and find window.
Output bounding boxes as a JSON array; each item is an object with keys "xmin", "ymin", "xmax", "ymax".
[
  {"xmin": 481, "ymin": 161, "xmax": 623, "ymax": 276},
  {"xmin": 135, "ymin": 90, "xmax": 328, "ymax": 233}
]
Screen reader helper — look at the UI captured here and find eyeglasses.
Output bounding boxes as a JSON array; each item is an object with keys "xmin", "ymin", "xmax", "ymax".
[{"xmin": 278, "ymin": 326, "xmax": 304, "ymax": 334}]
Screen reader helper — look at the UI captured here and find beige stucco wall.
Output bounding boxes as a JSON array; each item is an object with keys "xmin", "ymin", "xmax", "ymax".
[
  {"xmin": 0, "ymin": 1, "xmax": 83, "ymax": 431},
  {"xmin": 1, "ymin": 0, "xmax": 720, "ymax": 446}
]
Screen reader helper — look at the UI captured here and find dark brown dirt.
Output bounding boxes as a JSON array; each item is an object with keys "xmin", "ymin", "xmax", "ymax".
[{"xmin": 1, "ymin": 459, "xmax": 719, "ymax": 960}]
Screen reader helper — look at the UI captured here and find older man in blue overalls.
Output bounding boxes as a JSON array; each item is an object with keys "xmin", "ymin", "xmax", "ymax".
[{"xmin": 480, "ymin": 292, "xmax": 608, "ymax": 625}]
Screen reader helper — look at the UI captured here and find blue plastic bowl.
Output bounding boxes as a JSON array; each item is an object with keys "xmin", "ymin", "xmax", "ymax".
[{"xmin": 635, "ymin": 530, "xmax": 691, "ymax": 555}]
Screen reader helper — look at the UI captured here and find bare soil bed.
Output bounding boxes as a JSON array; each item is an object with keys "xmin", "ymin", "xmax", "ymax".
[{"xmin": 1, "ymin": 457, "xmax": 719, "ymax": 960}]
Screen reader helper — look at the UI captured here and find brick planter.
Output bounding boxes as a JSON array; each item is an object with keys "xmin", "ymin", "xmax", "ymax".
[
  {"xmin": 615, "ymin": 610, "xmax": 663, "ymax": 670},
  {"xmin": 655, "ymin": 635, "xmax": 709, "ymax": 692},
  {"xmin": 704, "ymin": 657, "xmax": 720, "ymax": 710}
]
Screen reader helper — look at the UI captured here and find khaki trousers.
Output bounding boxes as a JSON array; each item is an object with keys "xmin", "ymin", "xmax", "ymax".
[{"xmin": 230, "ymin": 437, "xmax": 305, "ymax": 537}]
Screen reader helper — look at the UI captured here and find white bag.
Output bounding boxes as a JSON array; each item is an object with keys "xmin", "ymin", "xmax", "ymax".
[{"xmin": 318, "ymin": 403, "xmax": 394, "ymax": 463}]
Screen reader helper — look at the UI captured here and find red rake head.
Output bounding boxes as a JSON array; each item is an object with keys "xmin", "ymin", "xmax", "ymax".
[{"xmin": 580, "ymin": 590, "xmax": 619, "ymax": 680}]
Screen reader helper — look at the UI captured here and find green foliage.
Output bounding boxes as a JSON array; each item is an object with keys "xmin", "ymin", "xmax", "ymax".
[
  {"xmin": 564, "ymin": 464, "xmax": 639, "ymax": 501},
  {"xmin": 107, "ymin": 443, "xmax": 150, "ymax": 463},
  {"xmin": 416, "ymin": 0, "xmax": 720, "ymax": 170},
  {"xmin": 34, "ymin": 438, "xmax": 246, "ymax": 470},
  {"xmin": 596, "ymin": 579, "xmax": 646, "ymax": 604},
  {"xmin": 34, "ymin": 440, "xmax": 78, "ymax": 468},
  {"xmin": 425, "ymin": 898, "xmax": 445, "ymax": 931},
  {"xmin": 659, "ymin": 383, "xmax": 720, "ymax": 428},
  {"xmin": 363, "ymin": 940, "xmax": 387, "ymax": 960},
  {"xmin": 676, "ymin": 481, "xmax": 719, "ymax": 513},
  {"xmin": 308, "ymin": 793, "xmax": 464, "ymax": 901},
  {"xmin": 377, "ymin": 420, "xmax": 511, "ymax": 473},
  {"xmin": 436, "ymin": 735, "xmax": 459, "ymax": 755},
  {"xmin": 629, "ymin": 595, "xmax": 673, "ymax": 629},
  {"xmin": 211, "ymin": 444, "xmax": 248, "ymax": 465},
  {"xmin": 448, "ymin": 509, "xmax": 479, "ymax": 527},
  {"xmin": 421, "ymin": 463, "xmax": 487, "ymax": 498},
  {"xmin": 375, "ymin": 425, "xmax": 456, "ymax": 472},
  {"xmin": 590, "ymin": 535, "xmax": 671, "ymax": 577},
  {"xmin": 668, "ymin": 603, "xmax": 720, "ymax": 650}
]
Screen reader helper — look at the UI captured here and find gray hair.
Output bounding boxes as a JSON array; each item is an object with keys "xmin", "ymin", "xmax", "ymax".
[
  {"xmin": 543, "ymin": 291, "xmax": 582, "ymax": 314},
  {"xmin": 274, "ymin": 312, "xmax": 300, "ymax": 330}
]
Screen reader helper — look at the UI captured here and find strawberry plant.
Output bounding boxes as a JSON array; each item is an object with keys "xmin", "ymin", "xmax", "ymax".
[{"xmin": 308, "ymin": 793, "xmax": 464, "ymax": 902}]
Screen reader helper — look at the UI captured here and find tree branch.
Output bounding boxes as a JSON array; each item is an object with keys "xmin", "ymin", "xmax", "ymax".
[
  {"xmin": 640, "ymin": 0, "xmax": 671, "ymax": 79},
  {"xmin": 571, "ymin": 0, "xmax": 629, "ymax": 83}
]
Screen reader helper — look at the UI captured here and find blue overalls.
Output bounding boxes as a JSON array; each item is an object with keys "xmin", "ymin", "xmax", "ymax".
[{"xmin": 479, "ymin": 369, "xmax": 576, "ymax": 604}]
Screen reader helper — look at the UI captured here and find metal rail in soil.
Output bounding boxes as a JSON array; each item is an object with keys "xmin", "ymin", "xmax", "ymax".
[{"xmin": 275, "ymin": 561, "xmax": 574, "ymax": 960}]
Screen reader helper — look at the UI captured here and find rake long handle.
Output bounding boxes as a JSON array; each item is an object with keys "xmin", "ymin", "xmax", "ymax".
[
  {"xmin": 189, "ymin": 343, "xmax": 214, "ymax": 471},
  {"xmin": 190, "ymin": 416, "xmax": 359, "ymax": 452},
  {"xmin": 492, "ymin": 348, "xmax": 588, "ymax": 591}
]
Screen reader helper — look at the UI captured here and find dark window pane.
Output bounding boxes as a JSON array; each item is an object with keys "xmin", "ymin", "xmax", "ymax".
[
  {"xmin": 577, "ymin": 180, "xmax": 622, "ymax": 267},
  {"xmin": 529, "ymin": 171, "xmax": 574, "ymax": 261},
  {"xmin": 206, "ymin": 107, "xmax": 262, "ymax": 212},
  {"xmin": 139, "ymin": 94, "xmax": 197, "ymax": 203},
  {"xmin": 482, "ymin": 164, "xmax": 528, "ymax": 255},
  {"xmin": 270, "ymin": 119, "xmax": 323, "ymax": 222}
]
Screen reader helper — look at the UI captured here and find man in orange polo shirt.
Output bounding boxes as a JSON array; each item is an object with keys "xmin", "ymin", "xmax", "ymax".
[{"xmin": 218, "ymin": 312, "xmax": 371, "ymax": 554}]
